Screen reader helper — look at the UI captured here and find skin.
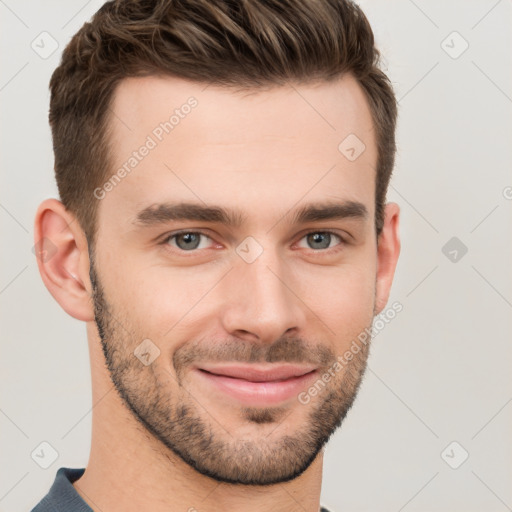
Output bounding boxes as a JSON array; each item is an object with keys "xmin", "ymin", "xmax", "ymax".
[{"xmin": 34, "ymin": 73, "xmax": 400, "ymax": 512}]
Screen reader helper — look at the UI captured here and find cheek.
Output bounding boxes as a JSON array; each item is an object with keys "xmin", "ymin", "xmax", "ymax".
[
  {"xmin": 297, "ymin": 264, "xmax": 376, "ymax": 341},
  {"xmin": 106, "ymin": 260, "xmax": 220, "ymax": 340},
  {"xmin": 101, "ymin": 243, "xmax": 376, "ymax": 347},
  {"xmin": 97, "ymin": 257, "xmax": 167, "ymax": 337}
]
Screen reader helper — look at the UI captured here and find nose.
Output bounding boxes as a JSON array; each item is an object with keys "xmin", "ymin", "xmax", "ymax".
[{"xmin": 219, "ymin": 247, "xmax": 307, "ymax": 344}]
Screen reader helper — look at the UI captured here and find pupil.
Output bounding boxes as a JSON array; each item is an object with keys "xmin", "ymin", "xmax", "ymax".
[
  {"xmin": 178, "ymin": 233, "xmax": 199, "ymax": 250},
  {"xmin": 309, "ymin": 232, "xmax": 330, "ymax": 249}
]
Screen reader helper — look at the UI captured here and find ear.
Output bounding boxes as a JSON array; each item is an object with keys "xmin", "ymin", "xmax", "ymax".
[
  {"xmin": 374, "ymin": 202, "xmax": 401, "ymax": 314},
  {"xmin": 33, "ymin": 198, "xmax": 95, "ymax": 322}
]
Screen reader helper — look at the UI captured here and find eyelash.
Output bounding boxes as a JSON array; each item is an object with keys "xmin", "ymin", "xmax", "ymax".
[{"xmin": 159, "ymin": 229, "xmax": 347, "ymax": 255}]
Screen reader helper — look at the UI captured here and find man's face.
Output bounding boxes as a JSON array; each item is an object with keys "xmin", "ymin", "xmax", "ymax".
[{"xmin": 90, "ymin": 74, "xmax": 381, "ymax": 484}]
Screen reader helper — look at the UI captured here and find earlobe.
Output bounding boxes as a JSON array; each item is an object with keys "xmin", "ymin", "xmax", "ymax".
[
  {"xmin": 375, "ymin": 202, "xmax": 401, "ymax": 315},
  {"xmin": 34, "ymin": 198, "xmax": 95, "ymax": 322}
]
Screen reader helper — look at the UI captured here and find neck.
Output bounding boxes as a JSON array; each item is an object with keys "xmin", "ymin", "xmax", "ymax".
[{"xmin": 73, "ymin": 333, "xmax": 324, "ymax": 512}]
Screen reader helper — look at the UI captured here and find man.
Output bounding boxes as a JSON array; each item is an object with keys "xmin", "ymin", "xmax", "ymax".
[{"xmin": 31, "ymin": 0, "xmax": 400, "ymax": 510}]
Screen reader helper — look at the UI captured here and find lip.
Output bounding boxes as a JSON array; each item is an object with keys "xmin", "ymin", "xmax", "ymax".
[{"xmin": 193, "ymin": 363, "xmax": 318, "ymax": 406}]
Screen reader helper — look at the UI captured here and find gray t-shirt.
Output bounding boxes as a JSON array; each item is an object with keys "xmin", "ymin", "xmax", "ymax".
[
  {"xmin": 31, "ymin": 467, "xmax": 333, "ymax": 511},
  {"xmin": 31, "ymin": 468, "xmax": 91, "ymax": 511}
]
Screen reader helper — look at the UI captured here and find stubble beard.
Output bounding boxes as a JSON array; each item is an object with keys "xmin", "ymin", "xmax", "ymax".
[{"xmin": 89, "ymin": 256, "xmax": 372, "ymax": 485}]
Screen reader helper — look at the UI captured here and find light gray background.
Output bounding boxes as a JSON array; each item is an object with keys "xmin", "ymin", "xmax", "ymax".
[{"xmin": 1, "ymin": 1, "xmax": 511, "ymax": 511}]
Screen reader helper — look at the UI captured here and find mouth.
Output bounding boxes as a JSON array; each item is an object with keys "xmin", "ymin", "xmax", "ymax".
[{"xmin": 193, "ymin": 363, "xmax": 319, "ymax": 406}]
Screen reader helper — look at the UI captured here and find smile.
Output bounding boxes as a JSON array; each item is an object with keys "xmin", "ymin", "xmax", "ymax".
[{"xmin": 193, "ymin": 363, "xmax": 319, "ymax": 406}]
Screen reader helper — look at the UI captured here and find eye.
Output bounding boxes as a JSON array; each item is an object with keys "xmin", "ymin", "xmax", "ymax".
[
  {"xmin": 163, "ymin": 231, "xmax": 214, "ymax": 251},
  {"xmin": 160, "ymin": 229, "xmax": 346, "ymax": 255},
  {"xmin": 296, "ymin": 231, "xmax": 344, "ymax": 251}
]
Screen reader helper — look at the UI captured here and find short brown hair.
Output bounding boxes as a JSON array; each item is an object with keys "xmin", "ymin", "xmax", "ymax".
[{"xmin": 49, "ymin": 0, "xmax": 397, "ymax": 249}]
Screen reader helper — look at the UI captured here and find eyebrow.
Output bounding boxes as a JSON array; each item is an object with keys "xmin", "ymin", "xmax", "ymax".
[{"xmin": 132, "ymin": 200, "xmax": 368, "ymax": 228}]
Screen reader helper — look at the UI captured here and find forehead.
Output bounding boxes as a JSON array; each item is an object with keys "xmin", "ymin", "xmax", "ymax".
[
  {"xmin": 109, "ymin": 74, "xmax": 375, "ymax": 149},
  {"xmin": 99, "ymin": 74, "xmax": 377, "ymax": 230}
]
